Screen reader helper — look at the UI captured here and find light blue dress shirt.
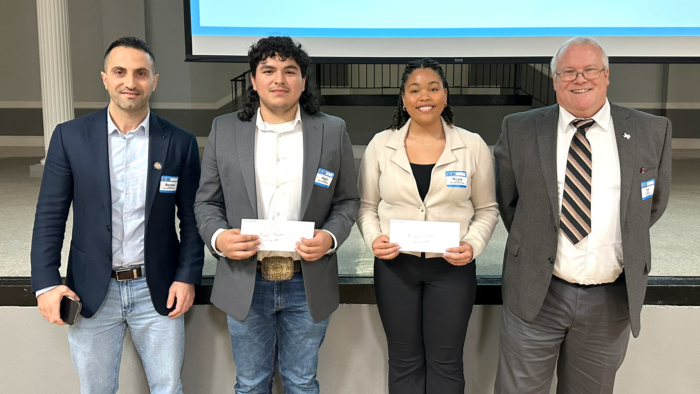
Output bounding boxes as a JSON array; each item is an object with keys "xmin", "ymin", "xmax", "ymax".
[
  {"xmin": 35, "ymin": 109, "xmax": 152, "ymax": 297},
  {"xmin": 107, "ymin": 109, "xmax": 150, "ymax": 269}
]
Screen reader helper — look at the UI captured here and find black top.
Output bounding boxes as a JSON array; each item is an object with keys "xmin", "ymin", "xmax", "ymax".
[{"xmin": 410, "ymin": 163, "xmax": 435, "ymax": 201}]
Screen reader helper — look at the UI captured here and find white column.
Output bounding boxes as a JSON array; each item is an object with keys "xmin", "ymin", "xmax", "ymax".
[{"xmin": 33, "ymin": 0, "xmax": 73, "ymax": 173}]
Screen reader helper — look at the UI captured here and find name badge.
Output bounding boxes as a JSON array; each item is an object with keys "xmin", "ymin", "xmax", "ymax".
[
  {"xmin": 314, "ymin": 168, "xmax": 335, "ymax": 189},
  {"xmin": 445, "ymin": 171, "xmax": 467, "ymax": 188},
  {"xmin": 641, "ymin": 178, "xmax": 655, "ymax": 200},
  {"xmin": 160, "ymin": 176, "xmax": 178, "ymax": 193}
]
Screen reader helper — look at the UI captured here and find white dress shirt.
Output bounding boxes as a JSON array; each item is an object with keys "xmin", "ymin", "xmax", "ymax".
[
  {"xmin": 36, "ymin": 108, "xmax": 150, "ymax": 297},
  {"xmin": 212, "ymin": 105, "xmax": 336, "ymax": 259},
  {"xmin": 554, "ymin": 100, "xmax": 623, "ymax": 285}
]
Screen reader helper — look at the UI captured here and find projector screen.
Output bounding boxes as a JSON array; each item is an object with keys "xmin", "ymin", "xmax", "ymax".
[{"xmin": 185, "ymin": 0, "xmax": 700, "ymax": 62}]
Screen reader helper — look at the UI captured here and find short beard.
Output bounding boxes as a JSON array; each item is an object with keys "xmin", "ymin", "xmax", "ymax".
[{"xmin": 111, "ymin": 91, "xmax": 149, "ymax": 113}]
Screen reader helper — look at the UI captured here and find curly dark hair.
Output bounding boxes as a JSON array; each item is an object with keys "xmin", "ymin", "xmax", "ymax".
[
  {"xmin": 238, "ymin": 36, "xmax": 322, "ymax": 121},
  {"xmin": 390, "ymin": 58, "xmax": 454, "ymax": 130}
]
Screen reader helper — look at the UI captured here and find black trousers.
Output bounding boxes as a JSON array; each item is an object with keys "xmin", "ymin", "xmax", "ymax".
[{"xmin": 374, "ymin": 253, "xmax": 477, "ymax": 394}]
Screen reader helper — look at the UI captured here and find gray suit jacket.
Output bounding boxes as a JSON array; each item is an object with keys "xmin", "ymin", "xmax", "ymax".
[
  {"xmin": 194, "ymin": 110, "xmax": 360, "ymax": 322},
  {"xmin": 494, "ymin": 103, "xmax": 672, "ymax": 337}
]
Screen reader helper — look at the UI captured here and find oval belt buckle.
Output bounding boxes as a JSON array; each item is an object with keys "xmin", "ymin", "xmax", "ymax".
[{"xmin": 261, "ymin": 256, "xmax": 294, "ymax": 281}]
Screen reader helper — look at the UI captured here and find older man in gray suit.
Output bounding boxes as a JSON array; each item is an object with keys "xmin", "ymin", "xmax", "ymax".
[
  {"xmin": 194, "ymin": 36, "xmax": 359, "ymax": 394},
  {"xmin": 494, "ymin": 36, "xmax": 672, "ymax": 393}
]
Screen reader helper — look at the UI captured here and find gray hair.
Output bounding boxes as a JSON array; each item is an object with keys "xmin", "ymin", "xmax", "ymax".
[{"xmin": 550, "ymin": 36, "xmax": 609, "ymax": 76}]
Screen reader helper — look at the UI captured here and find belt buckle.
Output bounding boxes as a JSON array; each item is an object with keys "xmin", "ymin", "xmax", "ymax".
[
  {"xmin": 261, "ymin": 257, "xmax": 294, "ymax": 281},
  {"xmin": 115, "ymin": 268, "xmax": 138, "ymax": 281}
]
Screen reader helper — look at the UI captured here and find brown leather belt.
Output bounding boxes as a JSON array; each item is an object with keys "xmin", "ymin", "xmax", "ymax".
[
  {"xmin": 111, "ymin": 266, "xmax": 144, "ymax": 281},
  {"xmin": 257, "ymin": 257, "xmax": 301, "ymax": 281}
]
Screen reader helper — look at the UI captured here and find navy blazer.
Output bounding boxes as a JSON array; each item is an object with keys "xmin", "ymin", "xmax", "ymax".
[{"xmin": 31, "ymin": 107, "xmax": 204, "ymax": 317}]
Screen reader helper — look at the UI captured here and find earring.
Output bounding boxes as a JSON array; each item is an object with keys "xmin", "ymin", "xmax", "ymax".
[{"xmin": 402, "ymin": 106, "xmax": 406, "ymax": 111}]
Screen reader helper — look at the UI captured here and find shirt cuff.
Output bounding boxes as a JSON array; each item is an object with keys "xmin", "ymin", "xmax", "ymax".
[
  {"xmin": 35, "ymin": 285, "xmax": 58, "ymax": 298},
  {"xmin": 211, "ymin": 228, "xmax": 227, "ymax": 257},
  {"xmin": 321, "ymin": 230, "xmax": 338, "ymax": 255}
]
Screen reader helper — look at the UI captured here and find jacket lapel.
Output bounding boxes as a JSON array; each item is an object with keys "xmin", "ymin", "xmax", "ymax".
[
  {"xmin": 236, "ymin": 113, "xmax": 258, "ymax": 216},
  {"xmin": 536, "ymin": 105, "xmax": 560, "ymax": 222},
  {"xmin": 84, "ymin": 107, "xmax": 111, "ymax": 218},
  {"xmin": 387, "ymin": 120, "xmax": 412, "ymax": 174},
  {"xmin": 145, "ymin": 112, "xmax": 172, "ymax": 225},
  {"xmin": 611, "ymin": 104, "xmax": 636, "ymax": 228},
  {"xmin": 300, "ymin": 110, "xmax": 323, "ymax": 218},
  {"xmin": 434, "ymin": 119, "xmax": 463, "ymax": 169}
]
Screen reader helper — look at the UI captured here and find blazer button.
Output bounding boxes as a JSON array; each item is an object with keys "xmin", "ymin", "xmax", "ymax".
[
  {"xmin": 105, "ymin": 254, "xmax": 112, "ymax": 262},
  {"xmin": 548, "ymin": 257, "xmax": 554, "ymax": 264},
  {"xmin": 106, "ymin": 225, "xmax": 111, "ymax": 232},
  {"xmin": 553, "ymin": 226, "xmax": 557, "ymax": 232}
]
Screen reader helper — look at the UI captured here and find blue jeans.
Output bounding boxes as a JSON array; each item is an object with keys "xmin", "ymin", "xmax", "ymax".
[
  {"xmin": 227, "ymin": 271, "xmax": 329, "ymax": 394},
  {"xmin": 68, "ymin": 276, "xmax": 184, "ymax": 394}
]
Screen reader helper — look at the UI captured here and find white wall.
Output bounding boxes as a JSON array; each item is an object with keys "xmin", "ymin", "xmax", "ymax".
[
  {"xmin": 1, "ymin": 305, "xmax": 699, "ymax": 393},
  {"xmin": 668, "ymin": 64, "xmax": 700, "ymax": 104},
  {"xmin": 0, "ymin": 0, "xmax": 245, "ymax": 107},
  {"xmin": 0, "ymin": 0, "xmax": 42, "ymax": 102},
  {"xmin": 607, "ymin": 64, "xmax": 666, "ymax": 106},
  {"xmin": 146, "ymin": 0, "xmax": 249, "ymax": 107}
]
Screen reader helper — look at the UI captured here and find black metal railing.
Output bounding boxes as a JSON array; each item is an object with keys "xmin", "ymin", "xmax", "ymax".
[
  {"xmin": 230, "ymin": 62, "xmax": 555, "ymax": 111},
  {"xmin": 518, "ymin": 63, "xmax": 555, "ymax": 106}
]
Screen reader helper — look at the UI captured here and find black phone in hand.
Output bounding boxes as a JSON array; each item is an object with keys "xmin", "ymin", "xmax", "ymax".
[{"xmin": 60, "ymin": 296, "xmax": 82, "ymax": 325}]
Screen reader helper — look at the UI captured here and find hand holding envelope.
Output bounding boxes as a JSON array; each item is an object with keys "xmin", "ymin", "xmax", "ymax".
[
  {"xmin": 215, "ymin": 229, "xmax": 260, "ymax": 260},
  {"xmin": 241, "ymin": 219, "xmax": 315, "ymax": 252},
  {"xmin": 389, "ymin": 220, "xmax": 474, "ymax": 265},
  {"xmin": 442, "ymin": 241, "xmax": 474, "ymax": 266},
  {"xmin": 390, "ymin": 220, "xmax": 460, "ymax": 253},
  {"xmin": 295, "ymin": 230, "xmax": 334, "ymax": 262},
  {"xmin": 372, "ymin": 235, "xmax": 400, "ymax": 260}
]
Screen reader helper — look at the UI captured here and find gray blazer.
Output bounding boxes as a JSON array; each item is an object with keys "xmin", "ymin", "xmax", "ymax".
[
  {"xmin": 494, "ymin": 103, "xmax": 672, "ymax": 337},
  {"xmin": 194, "ymin": 110, "xmax": 360, "ymax": 322}
]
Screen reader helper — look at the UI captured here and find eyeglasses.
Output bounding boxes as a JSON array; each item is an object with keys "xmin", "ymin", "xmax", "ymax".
[{"xmin": 554, "ymin": 68, "xmax": 606, "ymax": 82}]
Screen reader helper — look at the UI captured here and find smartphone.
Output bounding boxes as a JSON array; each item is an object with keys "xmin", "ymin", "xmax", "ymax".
[{"xmin": 59, "ymin": 296, "xmax": 82, "ymax": 325}]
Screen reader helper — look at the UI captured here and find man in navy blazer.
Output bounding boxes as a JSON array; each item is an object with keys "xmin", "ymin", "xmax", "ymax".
[{"xmin": 31, "ymin": 37, "xmax": 203, "ymax": 393}]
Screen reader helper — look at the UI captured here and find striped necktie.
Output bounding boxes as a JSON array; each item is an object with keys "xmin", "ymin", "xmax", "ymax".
[{"xmin": 560, "ymin": 118, "xmax": 594, "ymax": 245}]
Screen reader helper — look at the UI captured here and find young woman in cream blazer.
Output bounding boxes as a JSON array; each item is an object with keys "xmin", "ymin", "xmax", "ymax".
[{"xmin": 357, "ymin": 58, "xmax": 499, "ymax": 394}]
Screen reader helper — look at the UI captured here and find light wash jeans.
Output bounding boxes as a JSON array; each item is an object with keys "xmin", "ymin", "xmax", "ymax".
[
  {"xmin": 227, "ymin": 271, "xmax": 330, "ymax": 394},
  {"xmin": 68, "ymin": 275, "xmax": 184, "ymax": 394}
]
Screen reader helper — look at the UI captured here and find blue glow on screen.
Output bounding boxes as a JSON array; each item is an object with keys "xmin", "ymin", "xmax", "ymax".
[{"xmin": 191, "ymin": 0, "xmax": 700, "ymax": 38}]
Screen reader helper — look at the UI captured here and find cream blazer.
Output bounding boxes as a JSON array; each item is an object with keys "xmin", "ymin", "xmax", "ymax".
[{"xmin": 357, "ymin": 118, "xmax": 499, "ymax": 259}]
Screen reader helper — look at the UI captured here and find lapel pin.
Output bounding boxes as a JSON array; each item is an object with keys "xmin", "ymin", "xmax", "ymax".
[
  {"xmin": 154, "ymin": 162, "xmax": 162, "ymax": 170},
  {"xmin": 623, "ymin": 133, "xmax": 631, "ymax": 140}
]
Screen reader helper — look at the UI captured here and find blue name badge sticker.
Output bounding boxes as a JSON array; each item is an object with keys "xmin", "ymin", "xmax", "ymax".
[
  {"xmin": 445, "ymin": 171, "xmax": 468, "ymax": 188},
  {"xmin": 159, "ymin": 176, "xmax": 178, "ymax": 193},
  {"xmin": 641, "ymin": 178, "xmax": 655, "ymax": 200},
  {"xmin": 314, "ymin": 168, "xmax": 335, "ymax": 189}
]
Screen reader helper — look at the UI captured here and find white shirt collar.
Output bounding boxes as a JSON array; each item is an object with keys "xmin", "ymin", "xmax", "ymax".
[
  {"xmin": 255, "ymin": 105, "xmax": 302, "ymax": 133},
  {"xmin": 558, "ymin": 99, "xmax": 611, "ymax": 133},
  {"xmin": 107, "ymin": 105, "xmax": 150, "ymax": 136}
]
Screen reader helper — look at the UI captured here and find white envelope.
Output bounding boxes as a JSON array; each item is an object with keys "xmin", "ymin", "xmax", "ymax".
[
  {"xmin": 389, "ymin": 220, "xmax": 461, "ymax": 254},
  {"xmin": 240, "ymin": 219, "xmax": 315, "ymax": 252}
]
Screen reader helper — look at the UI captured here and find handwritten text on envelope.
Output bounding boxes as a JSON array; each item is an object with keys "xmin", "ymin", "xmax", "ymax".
[
  {"xmin": 241, "ymin": 219, "xmax": 315, "ymax": 252},
  {"xmin": 389, "ymin": 220, "xmax": 461, "ymax": 254}
]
